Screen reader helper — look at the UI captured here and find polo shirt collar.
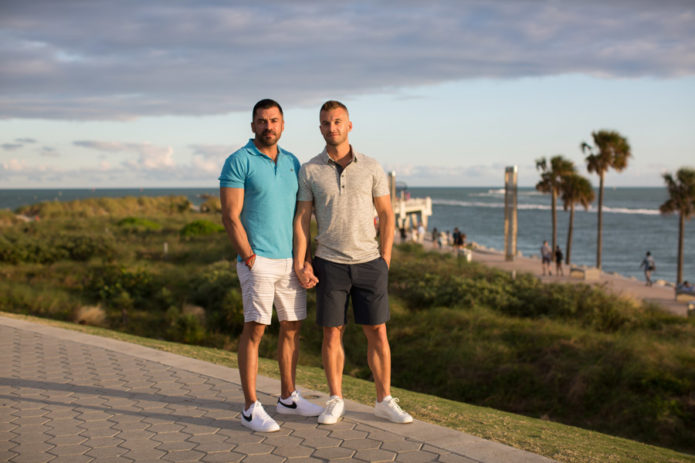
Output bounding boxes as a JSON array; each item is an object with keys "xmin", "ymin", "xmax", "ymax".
[
  {"xmin": 245, "ymin": 138, "xmax": 287, "ymax": 160},
  {"xmin": 320, "ymin": 145, "xmax": 359, "ymax": 165}
]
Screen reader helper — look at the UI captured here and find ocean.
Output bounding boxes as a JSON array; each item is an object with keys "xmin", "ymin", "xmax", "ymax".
[{"xmin": 1, "ymin": 187, "xmax": 693, "ymax": 284}]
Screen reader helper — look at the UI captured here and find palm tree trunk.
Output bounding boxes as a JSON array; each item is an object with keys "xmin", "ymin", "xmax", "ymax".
[
  {"xmin": 596, "ymin": 173, "xmax": 604, "ymax": 269},
  {"xmin": 551, "ymin": 189, "xmax": 557, "ymax": 253},
  {"xmin": 566, "ymin": 204, "xmax": 574, "ymax": 265},
  {"xmin": 677, "ymin": 212, "xmax": 685, "ymax": 284}
]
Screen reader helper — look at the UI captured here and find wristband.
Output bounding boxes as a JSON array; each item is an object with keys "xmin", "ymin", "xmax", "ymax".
[{"xmin": 244, "ymin": 253, "xmax": 256, "ymax": 266}]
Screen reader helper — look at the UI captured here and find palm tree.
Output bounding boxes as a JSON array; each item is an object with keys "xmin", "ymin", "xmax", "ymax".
[
  {"xmin": 560, "ymin": 173, "xmax": 595, "ymax": 265},
  {"xmin": 581, "ymin": 130, "xmax": 632, "ymax": 269},
  {"xmin": 659, "ymin": 167, "xmax": 695, "ymax": 284},
  {"xmin": 535, "ymin": 155, "xmax": 575, "ymax": 255}
]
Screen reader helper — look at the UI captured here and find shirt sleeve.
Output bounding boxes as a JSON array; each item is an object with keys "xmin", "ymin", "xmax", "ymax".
[
  {"xmin": 219, "ymin": 152, "xmax": 247, "ymax": 188},
  {"xmin": 297, "ymin": 164, "xmax": 314, "ymax": 202},
  {"xmin": 372, "ymin": 162, "xmax": 390, "ymax": 198}
]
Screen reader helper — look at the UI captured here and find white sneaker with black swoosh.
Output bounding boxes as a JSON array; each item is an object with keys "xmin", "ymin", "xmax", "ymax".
[
  {"xmin": 241, "ymin": 401, "xmax": 280, "ymax": 432},
  {"xmin": 276, "ymin": 390, "xmax": 324, "ymax": 416}
]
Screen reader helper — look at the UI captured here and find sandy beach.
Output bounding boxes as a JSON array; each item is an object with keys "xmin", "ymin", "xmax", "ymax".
[{"xmin": 415, "ymin": 237, "xmax": 693, "ymax": 318}]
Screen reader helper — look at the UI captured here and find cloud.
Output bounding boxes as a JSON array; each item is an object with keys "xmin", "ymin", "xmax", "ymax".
[
  {"xmin": 39, "ymin": 146, "xmax": 59, "ymax": 157},
  {"xmin": 16, "ymin": 137, "xmax": 36, "ymax": 143},
  {"xmin": 1, "ymin": 0, "xmax": 693, "ymax": 120},
  {"xmin": 2, "ymin": 143, "xmax": 22, "ymax": 151},
  {"xmin": 74, "ymin": 140, "xmax": 175, "ymax": 170},
  {"xmin": 73, "ymin": 140, "xmax": 128, "ymax": 152},
  {"xmin": 189, "ymin": 144, "xmax": 239, "ymax": 174},
  {"xmin": 1, "ymin": 159, "xmax": 27, "ymax": 172},
  {"xmin": 385, "ymin": 162, "xmax": 553, "ymax": 187}
]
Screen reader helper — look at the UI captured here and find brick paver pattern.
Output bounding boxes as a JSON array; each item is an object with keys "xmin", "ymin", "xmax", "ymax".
[{"xmin": 0, "ymin": 325, "xmax": 476, "ymax": 462}]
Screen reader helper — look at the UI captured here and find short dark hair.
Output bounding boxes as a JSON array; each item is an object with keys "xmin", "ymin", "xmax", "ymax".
[
  {"xmin": 320, "ymin": 100, "xmax": 348, "ymax": 115},
  {"xmin": 253, "ymin": 99, "xmax": 283, "ymax": 120}
]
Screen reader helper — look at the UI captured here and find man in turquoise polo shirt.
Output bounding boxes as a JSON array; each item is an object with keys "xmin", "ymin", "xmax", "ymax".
[{"xmin": 219, "ymin": 99, "xmax": 322, "ymax": 432}]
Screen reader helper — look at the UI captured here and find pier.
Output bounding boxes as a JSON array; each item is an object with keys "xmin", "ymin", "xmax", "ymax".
[{"xmin": 388, "ymin": 172, "xmax": 432, "ymax": 230}]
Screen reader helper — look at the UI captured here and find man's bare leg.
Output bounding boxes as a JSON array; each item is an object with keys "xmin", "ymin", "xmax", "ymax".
[
  {"xmin": 322, "ymin": 326, "xmax": 345, "ymax": 397},
  {"xmin": 278, "ymin": 320, "xmax": 301, "ymax": 399},
  {"xmin": 238, "ymin": 321, "xmax": 266, "ymax": 409},
  {"xmin": 362, "ymin": 323, "xmax": 391, "ymax": 402}
]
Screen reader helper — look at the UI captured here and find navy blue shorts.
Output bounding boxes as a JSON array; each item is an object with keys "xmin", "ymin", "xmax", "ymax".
[{"xmin": 313, "ymin": 256, "xmax": 390, "ymax": 327}]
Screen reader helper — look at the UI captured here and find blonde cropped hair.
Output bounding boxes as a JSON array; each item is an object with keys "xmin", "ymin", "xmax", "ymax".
[{"xmin": 320, "ymin": 100, "xmax": 349, "ymax": 116}]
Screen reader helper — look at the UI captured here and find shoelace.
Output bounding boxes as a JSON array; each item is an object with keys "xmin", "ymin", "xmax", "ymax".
[
  {"xmin": 386, "ymin": 397, "xmax": 405, "ymax": 412},
  {"xmin": 324, "ymin": 397, "xmax": 342, "ymax": 414}
]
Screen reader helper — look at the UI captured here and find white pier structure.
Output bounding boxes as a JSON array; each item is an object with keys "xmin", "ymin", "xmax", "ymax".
[{"xmin": 388, "ymin": 172, "xmax": 432, "ymax": 230}]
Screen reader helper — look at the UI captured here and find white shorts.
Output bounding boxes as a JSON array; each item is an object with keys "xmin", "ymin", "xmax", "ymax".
[{"xmin": 236, "ymin": 256, "xmax": 307, "ymax": 325}]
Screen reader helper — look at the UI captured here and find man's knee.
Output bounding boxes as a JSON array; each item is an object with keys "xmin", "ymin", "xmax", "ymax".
[
  {"xmin": 363, "ymin": 323, "xmax": 389, "ymax": 345},
  {"xmin": 279, "ymin": 320, "xmax": 301, "ymax": 338},
  {"xmin": 323, "ymin": 326, "xmax": 344, "ymax": 346},
  {"xmin": 242, "ymin": 322, "xmax": 266, "ymax": 344}
]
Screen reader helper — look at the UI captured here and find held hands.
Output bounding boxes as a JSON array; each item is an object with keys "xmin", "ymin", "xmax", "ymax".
[{"xmin": 295, "ymin": 261, "xmax": 319, "ymax": 289}]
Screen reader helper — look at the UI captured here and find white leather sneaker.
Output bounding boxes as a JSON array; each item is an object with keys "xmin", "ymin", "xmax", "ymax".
[
  {"xmin": 276, "ymin": 390, "xmax": 324, "ymax": 417},
  {"xmin": 317, "ymin": 395, "xmax": 345, "ymax": 425},
  {"xmin": 241, "ymin": 401, "xmax": 280, "ymax": 432},
  {"xmin": 374, "ymin": 396, "xmax": 413, "ymax": 423}
]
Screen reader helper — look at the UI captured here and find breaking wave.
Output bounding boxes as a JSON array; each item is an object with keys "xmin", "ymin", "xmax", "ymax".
[{"xmin": 431, "ymin": 199, "xmax": 660, "ymax": 215}]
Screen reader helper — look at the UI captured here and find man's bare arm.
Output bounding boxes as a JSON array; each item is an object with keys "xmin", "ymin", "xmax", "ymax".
[
  {"xmin": 220, "ymin": 187, "xmax": 255, "ymax": 268},
  {"xmin": 374, "ymin": 194, "xmax": 395, "ymax": 268},
  {"xmin": 293, "ymin": 200, "xmax": 318, "ymax": 288}
]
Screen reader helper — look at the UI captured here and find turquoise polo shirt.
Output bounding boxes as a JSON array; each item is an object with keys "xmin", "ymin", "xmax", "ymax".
[{"xmin": 219, "ymin": 139, "xmax": 301, "ymax": 260}]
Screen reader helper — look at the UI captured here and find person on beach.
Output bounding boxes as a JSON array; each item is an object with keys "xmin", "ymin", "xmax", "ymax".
[
  {"xmin": 554, "ymin": 245, "xmax": 564, "ymax": 276},
  {"xmin": 293, "ymin": 100, "xmax": 413, "ymax": 426},
  {"xmin": 541, "ymin": 241, "xmax": 552, "ymax": 276},
  {"xmin": 219, "ymin": 99, "xmax": 323, "ymax": 433},
  {"xmin": 453, "ymin": 227, "xmax": 464, "ymax": 253},
  {"xmin": 640, "ymin": 251, "xmax": 656, "ymax": 286}
]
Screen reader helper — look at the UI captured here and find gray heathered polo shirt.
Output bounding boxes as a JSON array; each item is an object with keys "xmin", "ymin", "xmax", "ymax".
[{"xmin": 298, "ymin": 147, "xmax": 390, "ymax": 264}]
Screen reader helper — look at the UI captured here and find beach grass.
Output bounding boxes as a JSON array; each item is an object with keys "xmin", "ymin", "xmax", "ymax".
[{"xmin": 1, "ymin": 311, "xmax": 692, "ymax": 463}]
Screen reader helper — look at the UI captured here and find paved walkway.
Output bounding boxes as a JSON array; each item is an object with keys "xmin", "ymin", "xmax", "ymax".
[{"xmin": 0, "ymin": 315, "xmax": 556, "ymax": 463}]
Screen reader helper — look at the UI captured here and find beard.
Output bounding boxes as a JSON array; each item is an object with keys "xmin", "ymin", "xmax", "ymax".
[{"xmin": 256, "ymin": 130, "xmax": 279, "ymax": 147}]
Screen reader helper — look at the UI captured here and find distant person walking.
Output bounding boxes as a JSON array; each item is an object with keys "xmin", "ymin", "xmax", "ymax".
[
  {"xmin": 640, "ymin": 251, "xmax": 656, "ymax": 286},
  {"xmin": 293, "ymin": 100, "xmax": 413, "ymax": 426},
  {"xmin": 219, "ymin": 99, "xmax": 322, "ymax": 433},
  {"xmin": 554, "ymin": 245, "xmax": 564, "ymax": 276},
  {"xmin": 541, "ymin": 241, "xmax": 552, "ymax": 276},
  {"xmin": 453, "ymin": 227, "xmax": 464, "ymax": 253}
]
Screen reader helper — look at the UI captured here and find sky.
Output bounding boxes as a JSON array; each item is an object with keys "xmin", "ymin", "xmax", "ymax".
[{"xmin": 1, "ymin": 0, "xmax": 694, "ymax": 189}]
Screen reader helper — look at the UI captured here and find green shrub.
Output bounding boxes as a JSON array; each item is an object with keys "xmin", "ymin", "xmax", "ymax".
[
  {"xmin": 85, "ymin": 265, "xmax": 164, "ymax": 311},
  {"xmin": 0, "ymin": 209, "xmax": 23, "ymax": 226},
  {"xmin": 179, "ymin": 219, "xmax": 225, "ymax": 238},
  {"xmin": 117, "ymin": 217, "xmax": 162, "ymax": 231},
  {"xmin": 0, "ymin": 229, "xmax": 116, "ymax": 264},
  {"xmin": 165, "ymin": 306, "xmax": 207, "ymax": 344},
  {"xmin": 0, "ymin": 280, "xmax": 75, "ymax": 320},
  {"xmin": 188, "ymin": 261, "xmax": 244, "ymax": 335}
]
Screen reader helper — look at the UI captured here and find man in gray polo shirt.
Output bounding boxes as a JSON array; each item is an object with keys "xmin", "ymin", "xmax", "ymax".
[{"xmin": 293, "ymin": 100, "xmax": 412, "ymax": 425}]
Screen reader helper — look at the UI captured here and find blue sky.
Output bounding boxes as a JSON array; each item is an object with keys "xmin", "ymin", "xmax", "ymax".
[{"xmin": 1, "ymin": 0, "xmax": 694, "ymax": 188}]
